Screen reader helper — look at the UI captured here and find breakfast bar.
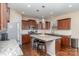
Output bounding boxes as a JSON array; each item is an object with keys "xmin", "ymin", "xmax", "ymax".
[{"xmin": 31, "ymin": 34, "xmax": 61, "ymax": 55}]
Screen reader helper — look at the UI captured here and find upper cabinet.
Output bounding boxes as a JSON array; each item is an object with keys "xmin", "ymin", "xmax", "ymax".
[
  {"xmin": 38, "ymin": 21, "xmax": 43, "ymax": 29},
  {"xmin": 22, "ymin": 20, "xmax": 29, "ymax": 29},
  {"xmin": 38, "ymin": 21, "xmax": 50, "ymax": 30},
  {"xmin": 45, "ymin": 21, "xmax": 50, "ymax": 29},
  {"xmin": 22, "ymin": 20, "xmax": 51, "ymax": 30},
  {"xmin": 0, "ymin": 3, "xmax": 10, "ymax": 30},
  {"xmin": 57, "ymin": 18, "xmax": 71, "ymax": 30},
  {"xmin": 22, "ymin": 20, "xmax": 37, "ymax": 30}
]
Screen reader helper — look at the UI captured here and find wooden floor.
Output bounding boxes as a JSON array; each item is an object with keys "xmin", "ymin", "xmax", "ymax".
[
  {"xmin": 21, "ymin": 43, "xmax": 47, "ymax": 56},
  {"xmin": 56, "ymin": 48, "xmax": 79, "ymax": 56},
  {"xmin": 21, "ymin": 43, "xmax": 79, "ymax": 56}
]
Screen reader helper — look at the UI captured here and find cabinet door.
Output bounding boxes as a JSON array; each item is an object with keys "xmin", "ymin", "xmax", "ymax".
[
  {"xmin": 38, "ymin": 22, "xmax": 43, "ymax": 29},
  {"xmin": 28, "ymin": 20, "xmax": 37, "ymax": 29},
  {"xmin": 45, "ymin": 21, "xmax": 50, "ymax": 29},
  {"xmin": 0, "ymin": 3, "xmax": 9, "ymax": 30},
  {"xmin": 38, "ymin": 21, "xmax": 50, "ymax": 29},
  {"xmin": 57, "ymin": 18, "xmax": 71, "ymax": 30},
  {"xmin": 2, "ymin": 4, "xmax": 8, "ymax": 29},
  {"xmin": 61, "ymin": 36, "xmax": 70, "ymax": 48},
  {"xmin": 22, "ymin": 20, "xmax": 29, "ymax": 29},
  {"xmin": 55, "ymin": 39, "xmax": 61, "ymax": 53},
  {"xmin": 22, "ymin": 20, "xmax": 37, "ymax": 30}
]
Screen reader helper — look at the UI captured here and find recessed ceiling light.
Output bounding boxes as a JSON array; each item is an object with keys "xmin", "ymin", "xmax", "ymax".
[
  {"xmin": 36, "ymin": 9, "xmax": 39, "ymax": 12},
  {"xmin": 42, "ymin": 5, "xmax": 45, "ymax": 8},
  {"xmin": 27, "ymin": 4, "xmax": 31, "ymax": 7},
  {"xmin": 68, "ymin": 4, "xmax": 72, "ymax": 8}
]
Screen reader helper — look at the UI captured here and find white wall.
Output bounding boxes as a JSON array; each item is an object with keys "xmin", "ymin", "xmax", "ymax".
[{"xmin": 7, "ymin": 9, "xmax": 22, "ymax": 45}]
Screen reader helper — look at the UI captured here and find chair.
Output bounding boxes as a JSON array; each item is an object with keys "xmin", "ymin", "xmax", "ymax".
[
  {"xmin": 37, "ymin": 41, "xmax": 47, "ymax": 55},
  {"xmin": 33, "ymin": 39, "xmax": 39, "ymax": 49}
]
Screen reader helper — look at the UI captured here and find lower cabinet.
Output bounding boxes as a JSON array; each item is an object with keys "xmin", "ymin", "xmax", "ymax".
[
  {"xmin": 55, "ymin": 39, "xmax": 61, "ymax": 53},
  {"xmin": 61, "ymin": 36, "xmax": 70, "ymax": 48},
  {"xmin": 55, "ymin": 36, "xmax": 70, "ymax": 53},
  {"xmin": 22, "ymin": 34, "xmax": 31, "ymax": 44}
]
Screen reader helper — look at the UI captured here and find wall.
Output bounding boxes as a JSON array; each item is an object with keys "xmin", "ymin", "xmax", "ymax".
[{"xmin": 7, "ymin": 9, "xmax": 22, "ymax": 45}]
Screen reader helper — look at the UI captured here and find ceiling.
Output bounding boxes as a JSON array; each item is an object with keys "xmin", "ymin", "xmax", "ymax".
[{"xmin": 8, "ymin": 3, "xmax": 79, "ymax": 19}]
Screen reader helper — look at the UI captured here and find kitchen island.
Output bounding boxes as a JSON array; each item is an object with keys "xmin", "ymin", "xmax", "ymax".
[{"xmin": 30, "ymin": 34, "xmax": 61, "ymax": 56}]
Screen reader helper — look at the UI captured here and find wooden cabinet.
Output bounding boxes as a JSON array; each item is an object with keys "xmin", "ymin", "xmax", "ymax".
[
  {"xmin": 22, "ymin": 20, "xmax": 50, "ymax": 30},
  {"xmin": 45, "ymin": 21, "xmax": 50, "ymax": 29},
  {"xmin": 22, "ymin": 20, "xmax": 37, "ymax": 30},
  {"xmin": 38, "ymin": 21, "xmax": 43, "ymax": 29},
  {"xmin": 55, "ymin": 36, "xmax": 77, "ymax": 56},
  {"xmin": 22, "ymin": 20, "xmax": 29, "ymax": 29},
  {"xmin": 57, "ymin": 18, "xmax": 71, "ymax": 30},
  {"xmin": 55, "ymin": 39, "xmax": 61, "ymax": 53},
  {"xmin": 61, "ymin": 36, "xmax": 70, "ymax": 48},
  {"xmin": 38, "ymin": 21, "xmax": 50, "ymax": 29},
  {"xmin": 0, "ymin": 3, "xmax": 10, "ymax": 30},
  {"xmin": 22, "ymin": 34, "xmax": 31, "ymax": 44},
  {"xmin": 55, "ymin": 36, "xmax": 70, "ymax": 53}
]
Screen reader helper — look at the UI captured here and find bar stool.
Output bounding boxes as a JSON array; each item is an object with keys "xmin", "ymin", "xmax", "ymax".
[
  {"xmin": 37, "ymin": 41, "xmax": 47, "ymax": 56},
  {"xmin": 33, "ymin": 39, "xmax": 39, "ymax": 49}
]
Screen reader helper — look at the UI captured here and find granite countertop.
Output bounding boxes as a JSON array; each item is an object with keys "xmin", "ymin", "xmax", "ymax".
[
  {"xmin": 45, "ymin": 33, "xmax": 71, "ymax": 37},
  {"xmin": 30, "ymin": 34, "xmax": 61, "ymax": 42}
]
